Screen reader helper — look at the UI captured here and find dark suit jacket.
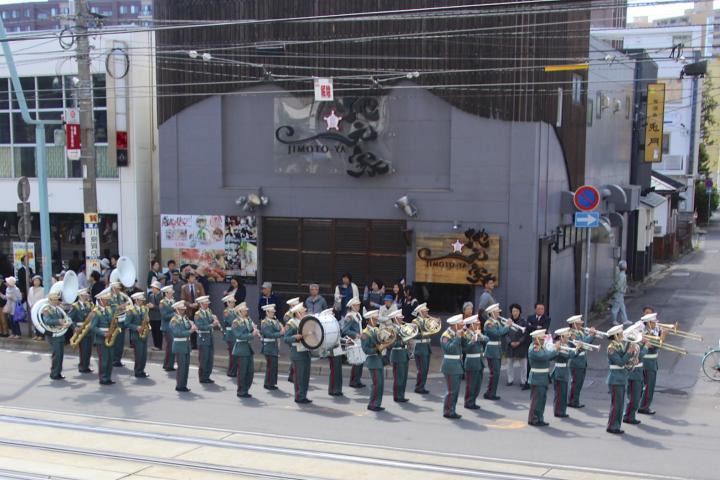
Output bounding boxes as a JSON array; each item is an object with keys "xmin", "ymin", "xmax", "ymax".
[
  {"xmin": 526, "ymin": 314, "xmax": 551, "ymax": 334},
  {"xmin": 181, "ymin": 282, "xmax": 206, "ymax": 320}
]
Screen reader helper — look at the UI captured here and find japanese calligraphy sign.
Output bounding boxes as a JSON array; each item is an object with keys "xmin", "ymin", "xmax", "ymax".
[
  {"xmin": 415, "ymin": 230, "xmax": 500, "ymax": 285},
  {"xmin": 645, "ymin": 83, "xmax": 665, "ymax": 163},
  {"xmin": 314, "ymin": 77, "xmax": 334, "ymax": 101},
  {"xmin": 84, "ymin": 213, "xmax": 101, "ymax": 274}
]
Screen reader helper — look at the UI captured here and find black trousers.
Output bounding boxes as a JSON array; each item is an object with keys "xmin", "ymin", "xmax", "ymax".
[{"xmin": 150, "ymin": 320, "xmax": 162, "ymax": 349}]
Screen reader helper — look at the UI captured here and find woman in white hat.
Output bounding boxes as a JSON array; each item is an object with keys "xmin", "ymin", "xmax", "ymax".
[
  {"xmin": 3, "ymin": 277, "xmax": 22, "ymax": 339},
  {"xmin": 27, "ymin": 275, "xmax": 46, "ymax": 340}
]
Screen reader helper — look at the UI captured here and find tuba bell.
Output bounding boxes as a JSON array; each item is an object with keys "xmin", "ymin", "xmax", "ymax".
[
  {"xmin": 397, "ymin": 322, "xmax": 419, "ymax": 342},
  {"xmin": 31, "ymin": 271, "xmax": 78, "ymax": 337}
]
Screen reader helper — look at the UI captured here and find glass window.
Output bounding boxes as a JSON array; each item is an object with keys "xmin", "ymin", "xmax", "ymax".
[
  {"xmin": 130, "ymin": 5, "xmax": 138, "ymax": 14},
  {"xmin": 11, "ymin": 10, "xmax": 18, "ymax": 19},
  {"xmin": 120, "ymin": 5, "xmax": 128, "ymax": 14},
  {"xmin": 1, "ymin": 12, "xmax": 6, "ymax": 20},
  {"xmin": 662, "ymin": 133, "xmax": 670, "ymax": 154},
  {"xmin": 94, "ymin": 110, "xmax": 107, "ymax": 143},
  {"xmin": 0, "ymin": 112, "xmax": 10, "ymax": 144},
  {"xmin": 11, "ymin": 77, "xmax": 36, "ymax": 110},
  {"xmin": 13, "ymin": 147, "xmax": 35, "ymax": 177},
  {"xmin": 37, "ymin": 76, "xmax": 64, "ymax": 109},
  {"xmin": 24, "ymin": 9, "xmax": 31, "ymax": 18},
  {"xmin": 12, "ymin": 112, "xmax": 35, "ymax": 144},
  {"xmin": 64, "ymin": 76, "xmax": 78, "ymax": 108},
  {"xmin": 46, "ymin": 145, "xmax": 65, "ymax": 178},
  {"xmin": 92, "ymin": 74, "xmax": 106, "ymax": 108},
  {"xmin": 38, "ymin": 110, "xmax": 63, "ymax": 142},
  {"xmin": 0, "ymin": 146, "xmax": 12, "ymax": 177},
  {"xmin": 0, "ymin": 79, "xmax": 9, "ymax": 110},
  {"xmin": 572, "ymin": 74, "xmax": 583, "ymax": 105},
  {"xmin": 37, "ymin": 12, "xmax": 48, "ymax": 20}
]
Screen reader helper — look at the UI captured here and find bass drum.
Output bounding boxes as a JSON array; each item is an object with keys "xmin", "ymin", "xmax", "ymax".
[{"xmin": 299, "ymin": 309, "xmax": 340, "ymax": 351}]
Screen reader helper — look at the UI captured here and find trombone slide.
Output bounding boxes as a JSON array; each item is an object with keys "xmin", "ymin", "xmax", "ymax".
[{"xmin": 498, "ymin": 316, "xmax": 525, "ymax": 334}]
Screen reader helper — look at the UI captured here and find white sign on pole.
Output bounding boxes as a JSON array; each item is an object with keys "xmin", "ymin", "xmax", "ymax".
[
  {"xmin": 65, "ymin": 108, "xmax": 81, "ymax": 161},
  {"xmin": 12, "ymin": 242, "xmax": 35, "ymax": 275},
  {"xmin": 313, "ymin": 77, "xmax": 334, "ymax": 102},
  {"xmin": 84, "ymin": 213, "xmax": 101, "ymax": 274}
]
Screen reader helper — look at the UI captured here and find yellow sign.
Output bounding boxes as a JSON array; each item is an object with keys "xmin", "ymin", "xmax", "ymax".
[
  {"xmin": 415, "ymin": 231, "xmax": 500, "ymax": 285},
  {"xmin": 544, "ymin": 63, "xmax": 589, "ymax": 72},
  {"xmin": 645, "ymin": 83, "xmax": 666, "ymax": 163}
]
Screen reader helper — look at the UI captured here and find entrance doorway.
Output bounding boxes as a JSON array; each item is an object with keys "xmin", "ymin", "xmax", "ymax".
[{"xmin": 414, "ymin": 282, "xmax": 473, "ymax": 316}]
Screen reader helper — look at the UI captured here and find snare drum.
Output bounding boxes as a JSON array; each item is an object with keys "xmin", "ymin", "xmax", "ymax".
[
  {"xmin": 299, "ymin": 308, "xmax": 341, "ymax": 351},
  {"xmin": 345, "ymin": 344, "xmax": 367, "ymax": 365}
]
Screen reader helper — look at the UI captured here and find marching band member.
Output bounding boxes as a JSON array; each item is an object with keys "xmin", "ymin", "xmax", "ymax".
[
  {"xmin": 260, "ymin": 303, "xmax": 284, "ymax": 390},
  {"xmin": 285, "ymin": 303, "xmax": 312, "ymax": 403},
  {"xmin": 232, "ymin": 301, "xmax": 260, "ymax": 398},
  {"xmin": 127, "ymin": 292, "xmax": 150, "ymax": 378},
  {"xmin": 639, "ymin": 310, "xmax": 661, "ymax": 415},
  {"xmin": 194, "ymin": 296, "xmax": 221, "ymax": 384},
  {"xmin": 221, "ymin": 294, "xmax": 238, "ymax": 377},
  {"xmin": 624, "ymin": 332, "xmax": 649, "ymax": 425},
  {"xmin": 483, "ymin": 303, "xmax": 512, "ymax": 400},
  {"xmin": 462, "ymin": 314, "xmax": 487, "ymax": 410},
  {"xmin": 527, "ymin": 329, "xmax": 560, "ymax": 426},
  {"xmin": 441, "ymin": 314, "xmax": 465, "ymax": 419},
  {"xmin": 285, "ymin": 297, "xmax": 301, "ymax": 383},
  {"xmin": 90, "ymin": 288, "xmax": 115, "ymax": 385},
  {"xmin": 170, "ymin": 300, "xmax": 197, "ymax": 393},
  {"xmin": 362, "ymin": 309, "xmax": 385, "ymax": 411},
  {"xmin": 342, "ymin": 297, "xmax": 365, "ymax": 388},
  {"xmin": 551, "ymin": 327, "xmax": 579, "ymax": 418},
  {"xmin": 69, "ymin": 288, "xmax": 94, "ymax": 373},
  {"xmin": 567, "ymin": 314, "xmax": 595, "ymax": 408},
  {"xmin": 327, "ymin": 317, "xmax": 344, "ymax": 397},
  {"xmin": 412, "ymin": 303, "xmax": 433, "ymax": 394},
  {"xmin": 43, "ymin": 284, "xmax": 71, "ymax": 380},
  {"xmin": 389, "ymin": 309, "xmax": 410, "ymax": 402},
  {"xmin": 159, "ymin": 285, "xmax": 176, "ymax": 372},
  {"xmin": 606, "ymin": 325, "xmax": 638, "ymax": 434},
  {"xmin": 109, "ymin": 278, "xmax": 128, "ymax": 367}
]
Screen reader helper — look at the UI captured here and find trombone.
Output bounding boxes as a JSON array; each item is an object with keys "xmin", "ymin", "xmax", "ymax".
[
  {"xmin": 644, "ymin": 334, "xmax": 688, "ymax": 356},
  {"xmin": 658, "ymin": 322, "xmax": 703, "ymax": 342},
  {"xmin": 498, "ymin": 316, "xmax": 526, "ymax": 334}
]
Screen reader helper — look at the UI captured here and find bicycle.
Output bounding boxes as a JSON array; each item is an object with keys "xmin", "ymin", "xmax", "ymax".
[{"xmin": 702, "ymin": 340, "xmax": 720, "ymax": 381}]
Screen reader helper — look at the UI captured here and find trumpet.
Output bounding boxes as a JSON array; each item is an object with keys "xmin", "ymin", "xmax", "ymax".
[
  {"xmin": 567, "ymin": 340, "xmax": 600, "ymax": 351},
  {"xmin": 583, "ymin": 327, "xmax": 609, "ymax": 338},
  {"xmin": 658, "ymin": 322, "xmax": 703, "ymax": 342},
  {"xmin": 498, "ymin": 316, "xmax": 525, "ymax": 334},
  {"xmin": 644, "ymin": 334, "xmax": 688, "ymax": 355}
]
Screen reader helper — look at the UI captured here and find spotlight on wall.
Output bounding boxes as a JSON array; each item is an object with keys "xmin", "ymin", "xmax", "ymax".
[
  {"xmin": 395, "ymin": 196, "xmax": 418, "ymax": 218},
  {"xmin": 452, "ymin": 221, "xmax": 462, "ymax": 231},
  {"xmin": 236, "ymin": 192, "xmax": 269, "ymax": 212}
]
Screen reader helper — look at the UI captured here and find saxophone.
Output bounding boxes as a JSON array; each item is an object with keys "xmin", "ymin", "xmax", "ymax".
[
  {"xmin": 69, "ymin": 302, "xmax": 93, "ymax": 348},
  {"xmin": 105, "ymin": 316, "xmax": 120, "ymax": 347},
  {"xmin": 138, "ymin": 306, "xmax": 151, "ymax": 341}
]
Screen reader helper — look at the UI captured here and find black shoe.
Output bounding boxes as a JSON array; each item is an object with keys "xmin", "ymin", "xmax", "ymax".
[
  {"xmin": 113, "ymin": 362, "xmax": 124, "ymax": 367},
  {"xmin": 529, "ymin": 421, "xmax": 548, "ymax": 427},
  {"xmin": 295, "ymin": 398, "xmax": 312, "ymax": 404},
  {"xmin": 464, "ymin": 404, "xmax": 480, "ymax": 410},
  {"xmin": 79, "ymin": 369, "xmax": 93, "ymax": 374},
  {"xmin": 164, "ymin": 368, "xmax": 176, "ymax": 372},
  {"xmin": 99, "ymin": 380, "xmax": 115, "ymax": 385},
  {"xmin": 329, "ymin": 392, "xmax": 344, "ymax": 397},
  {"xmin": 483, "ymin": 394, "xmax": 501, "ymax": 400},
  {"xmin": 199, "ymin": 379, "xmax": 215, "ymax": 384},
  {"xmin": 394, "ymin": 398, "xmax": 409, "ymax": 403},
  {"xmin": 606, "ymin": 428, "xmax": 625, "ymax": 434},
  {"xmin": 264, "ymin": 385, "xmax": 278, "ymax": 390},
  {"xmin": 555, "ymin": 413, "xmax": 569, "ymax": 418},
  {"xmin": 176, "ymin": 387, "xmax": 190, "ymax": 392},
  {"xmin": 444, "ymin": 413, "xmax": 462, "ymax": 419},
  {"xmin": 506, "ymin": 381, "xmax": 514, "ymax": 386},
  {"xmin": 521, "ymin": 384, "xmax": 530, "ymax": 391},
  {"xmin": 50, "ymin": 375, "xmax": 65, "ymax": 380},
  {"xmin": 415, "ymin": 389, "xmax": 430, "ymax": 394},
  {"xmin": 367, "ymin": 406, "xmax": 385, "ymax": 412},
  {"xmin": 135, "ymin": 373, "xmax": 149, "ymax": 378},
  {"xmin": 623, "ymin": 418, "xmax": 641, "ymax": 425},
  {"xmin": 568, "ymin": 403, "xmax": 585, "ymax": 409},
  {"xmin": 288, "ymin": 378, "xmax": 294, "ymax": 383},
  {"xmin": 351, "ymin": 383, "xmax": 366, "ymax": 388},
  {"xmin": 227, "ymin": 373, "xmax": 237, "ymax": 378},
  {"xmin": 638, "ymin": 409, "xmax": 656, "ymax": 415},
  {"xmin": 237, "ymin": 393, "xmax": 252, "ymax": 398}
]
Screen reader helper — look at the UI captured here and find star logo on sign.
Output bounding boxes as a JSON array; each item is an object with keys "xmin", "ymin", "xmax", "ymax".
[
  {"xmin": 451, "ymin": 240, "xmax": 464, "ymax": 253},
  {"xmin": 324, "ymin": 109, "xmax": 342, "ymax": 131}
]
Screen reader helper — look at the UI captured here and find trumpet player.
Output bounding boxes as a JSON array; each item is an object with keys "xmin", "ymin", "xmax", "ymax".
[
  {"xmin": 90, "ymin": 288, "xmax": 115, "ymax": 385},
  {"xmin": 285, "ymin": 303, "xmax": 312, "ymax": 404},
  {"xmin": 624, "ymin": 333, "xmax": 649, "ymax": 425},
  {"xmin": 232, "ymin": 302, "xmax": 260, "ymax": 398},
  {"xmin": 441, "ymin": 314, "xmax": 465, "ymax": 419},
  {"xmin": 43, "ymin": 284, "xmax": 71, "ymax": 380},
  {"xmin": 170, "ymin": 300, "xmax": 197, "ymax": 393},
  {"xmin": 260, "ymin": 303, "xmax": 284, "ymax": 390},
  {"xmin": 551, "ymin": 328, "xmax": 579, "ymax": 418},
  {"xmin": 462, "ymin": 314, "xmax": 487, "ymax": 410},
  {"xmin": 639, "ymin": 310, "xmax": 661, "ymax": 415},
  {"xmin": 222, "ymin": 294, "xmax": 238, "ymax": 377},
  {"xmin": 69, "ymin": 288, "xmax": 94, "ymax": 374},
  {"xmin": 342, "ymin": 297, "xmax": 365, "ymax": 389},
  {"xmin": 567, "ymin": 315, "xmax": 595, "ymax": 408},
  {"xmin": 361, "ymin": 309, "xmax": 385, "ymax": 411},
  {"xmin": 127, "ymin": 292, "xmax": 150, "ymax": 378},
  {"xmin": 483, "ymin": 303, "xmax": 512, "ymax": 401},
  {"xmin": 528, "ymin": 329, "xmax": 560, "ymax": 427},
  {"xmin": 389, "ymin": 309, "xmax": 410, "ymax": 403},
  {"xmin": 606, "ymin": 325, "xmax": 638, "ymax": 434},
  {"xmin": 411, "ymin": 303, "xmax": 433, "ymax": 394},
  {"xmin": 159, "ymin": 285, "xmax": 177, "ymax": 372},
  {"xmin": 195, "ymin": 296, "xmax": 221, "ymax": 384}
]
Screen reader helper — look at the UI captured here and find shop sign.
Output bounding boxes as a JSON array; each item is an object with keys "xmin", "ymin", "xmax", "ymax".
[
  {"xmin": 645, "ymin": 83, "xmax": 665, "ymax": 163},
  {"xmin": 415, "ymin": 230, "xmax": 500, "ymax": 285},
  {"xmin": 313, "ymin": 77, "xmax": 334, "ymax": 101},
  {"xmin": 84, "ymin": 213, "xmax": 101, "ymax": 274}
]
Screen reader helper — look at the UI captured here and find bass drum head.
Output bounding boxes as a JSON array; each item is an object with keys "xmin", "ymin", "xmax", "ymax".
[{"xmin": 299, "ymin": 316, "xmax": 324, "ymax": 350}]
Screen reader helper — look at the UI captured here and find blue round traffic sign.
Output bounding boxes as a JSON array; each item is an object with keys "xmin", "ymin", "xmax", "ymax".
[{"xmin": 573, "ymin": 185, "xmax": 600, "ymax": 212}]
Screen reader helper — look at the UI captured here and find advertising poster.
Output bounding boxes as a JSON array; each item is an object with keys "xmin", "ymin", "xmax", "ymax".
[
  {"xmin": 224, "ymin": 216, "xmax": 258, "ymax": 279},
  {"xmin": 12, "ymin": 242, "xmax": 35, "ymax": 276}
]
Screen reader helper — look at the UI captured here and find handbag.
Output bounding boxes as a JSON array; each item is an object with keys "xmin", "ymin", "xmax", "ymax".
[{"xmin": 13, "ymin": 302, "xmax": 27, "ymax": 323}]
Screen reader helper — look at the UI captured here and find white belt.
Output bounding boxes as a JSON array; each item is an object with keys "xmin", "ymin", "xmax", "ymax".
[
  {"xmin": 392, "ymin": 347, "xmax": 405, "ymax": 350},
  {"xmin": 292, "ymin": 342, "xmax": 302, "ymax": 348},
  {"xmin": 531, "ymin": 368, "xmax": 549, "ymax": 373},
  {"xmin": 644, "ymin": 354, "xmax": 658, "ymax": 359},
  {"xmin": 225, "ymin": 327, "xmax": 232, "ymax": 331},
  {"xmin": 416, "ymin": 339, "xmax": 430, "ymax": 343},
  {"xmin": 466, "ymin": 353, "xmax": 483, "ymax": 359},
  {"xmin": 634, "ymin": 363, "xmax": 644, "ymax": 369},
  {"xmin": 198, "ymin": 330, "xmax": 210, "ymax": 334},
  {"xmin": 174, "ymin": 338, "xmax": 188, "ymax": 342},
  {"xmin": 554, "ymin": 363, "xmax": 567, "ymax": 367},
  {"xmin": 578, "ymin": 352, "xmax": 586, "ymax": 356},
  {"xmin": 610, "ymin": 365, "xmax": 624, "ymax": 370},
  {"xmin": 97, "ymin": 328, "xmax": 108, "ymax": 332},
  {"xmin": 262, "ymin": 339, "xmax": 275, "ymax": 343},
  {"xmin": 486, "ymin": 341, "xmax": 500, "ymax": 346},
  {"xmin": 444, "ymin": 355, "xmax": 461, "ymax": 360},
  {"xmin": 235, "ymin": 339, "xmax": 248, "ymax": 343}
]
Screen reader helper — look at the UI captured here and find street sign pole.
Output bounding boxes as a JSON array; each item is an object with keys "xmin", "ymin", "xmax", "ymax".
[
  {"xmin": 584, "ymin": 230, "xmax": 591, "ymax": 321},
  {"xmin": 574, "ymin": 186, "xmax": 601, "ymax": 321}
]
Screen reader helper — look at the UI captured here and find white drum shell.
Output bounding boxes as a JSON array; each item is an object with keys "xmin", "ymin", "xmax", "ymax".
[
  {"xmin": 345, "ymin": 344, "xmax": 367, "ymax": 365},
  {"xmin": 299, "ymin": 311, "xmax": 341, "ymax": 351}
]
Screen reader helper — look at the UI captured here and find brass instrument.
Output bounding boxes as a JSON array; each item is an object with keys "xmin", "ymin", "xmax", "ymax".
[
  {"xmin": 583, "ymin": 327, "xmax": 609, "ymax": 338},
  {"xmin": 105, "ymin": 257, "xmax": 137, "ymax": 346},
  {"xmin": 69, "ymin": 301, "xmax": 94, "ymax": 348},
  {"xmin": 567, "ymin": 340, "xmax": 600, "ymax": 351},
  {"xmin": 396, "ymin": 322, "xmax": 419, "ymax": 343},
  {"xmin": 644, "ymin": 334, "xmax": 688, "ymax": 355},
  {"xmin": 375, "ymin": 325, "xmax": 397, "ymax": 353},
  {"xmin": 657, "ymin": 322, "xmax": 703, "ymax": 342},
  {"xmin": 138, "ymin": 306, "xmax": 151, "ymax": 341},
  {"xmin": 418, "ymin": 315, "xmax": 442, "ymax": 336},
  {"xmin": 498, "ymin": 316, "xmax": 525, "ymax": 333},
  {"xmin": 31, "ymin": 271, "xmax": 78, "ymax": 337},
  {"xmin": 105, "ymin": 316, "xmax": 120, "ymax": 347},
  {"xmin": 463, "ymin": 325, "xmax": 485, "ymax": 343}
]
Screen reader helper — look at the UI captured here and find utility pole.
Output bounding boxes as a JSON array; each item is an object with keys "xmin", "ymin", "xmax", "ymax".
[{"xmin": 75, "ymin": 0, "xmax": 101, "ymax": 274}]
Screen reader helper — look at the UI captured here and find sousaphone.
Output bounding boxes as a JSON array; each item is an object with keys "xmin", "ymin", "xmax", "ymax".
[{"xmin": 31, "ymin": 270, "xmax": 78, "ymax": 336}]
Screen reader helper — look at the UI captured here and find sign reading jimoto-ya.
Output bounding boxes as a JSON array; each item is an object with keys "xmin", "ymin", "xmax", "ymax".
[{"xmin": 415, "ymin": 230, "xmax": 500, "ymax": 285}]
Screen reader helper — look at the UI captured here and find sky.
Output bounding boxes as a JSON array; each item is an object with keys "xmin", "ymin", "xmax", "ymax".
[{"xmin": 0, "ymin": 0, "xmax": 717, "ymax": 22}]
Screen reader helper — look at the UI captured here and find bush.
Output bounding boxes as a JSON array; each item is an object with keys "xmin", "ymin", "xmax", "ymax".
[{"xmin": 695, "ymin": 180, "xmax": 719, "ymax": 224}]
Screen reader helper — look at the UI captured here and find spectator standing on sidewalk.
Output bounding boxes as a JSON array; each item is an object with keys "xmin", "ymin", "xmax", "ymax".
[
  {"xmin": 304, "ymin": 284, "xmax": 327, "ymax": 315},
  {"xmin": 505, "ymin": 303, "xmax": 528, "ymax": 386},
  {"xmin": 3, "ymin": 277, "xmax": 22, "ymax": 338},
  {"xmin": 27, "ymin": 275, "xmax": 45, "ymax": 340},
  {"xmin": 611, "ymin": 260, "xmax": 630, "ymax": 326}
]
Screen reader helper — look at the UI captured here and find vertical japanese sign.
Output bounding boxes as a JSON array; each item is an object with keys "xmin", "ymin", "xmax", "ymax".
[
  {"xmin": 645, "ymin": 83, "xmax": 666, "ymax": 163},
  {"xmin": 313, "ymin": 77, "xmax": 334, "ymax": 101},
  {"xmin": 84, "ymin": 213, "xmax": 101, "ymax": 274},
  {"xmin": 65, "ymin": 108, "xmax": 81, "ymax": 161}
]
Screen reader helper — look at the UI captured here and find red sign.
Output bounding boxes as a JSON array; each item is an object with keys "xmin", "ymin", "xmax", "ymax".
[
  {"xmin": 66, "ymin": 123, "xmax": 81, "ymax": 160},
  {"xmin": 573, "ymin": 185, "xmax": 601, "ymax": 212},
  {"xmin": 314, "ymin": 77, "xmax": 334, "ymax": 101}
]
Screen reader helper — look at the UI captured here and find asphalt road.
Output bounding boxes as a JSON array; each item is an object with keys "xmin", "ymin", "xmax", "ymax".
[{"xmin": 1, "ymin": 221, "xmax": 720, "ymax": 479}]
